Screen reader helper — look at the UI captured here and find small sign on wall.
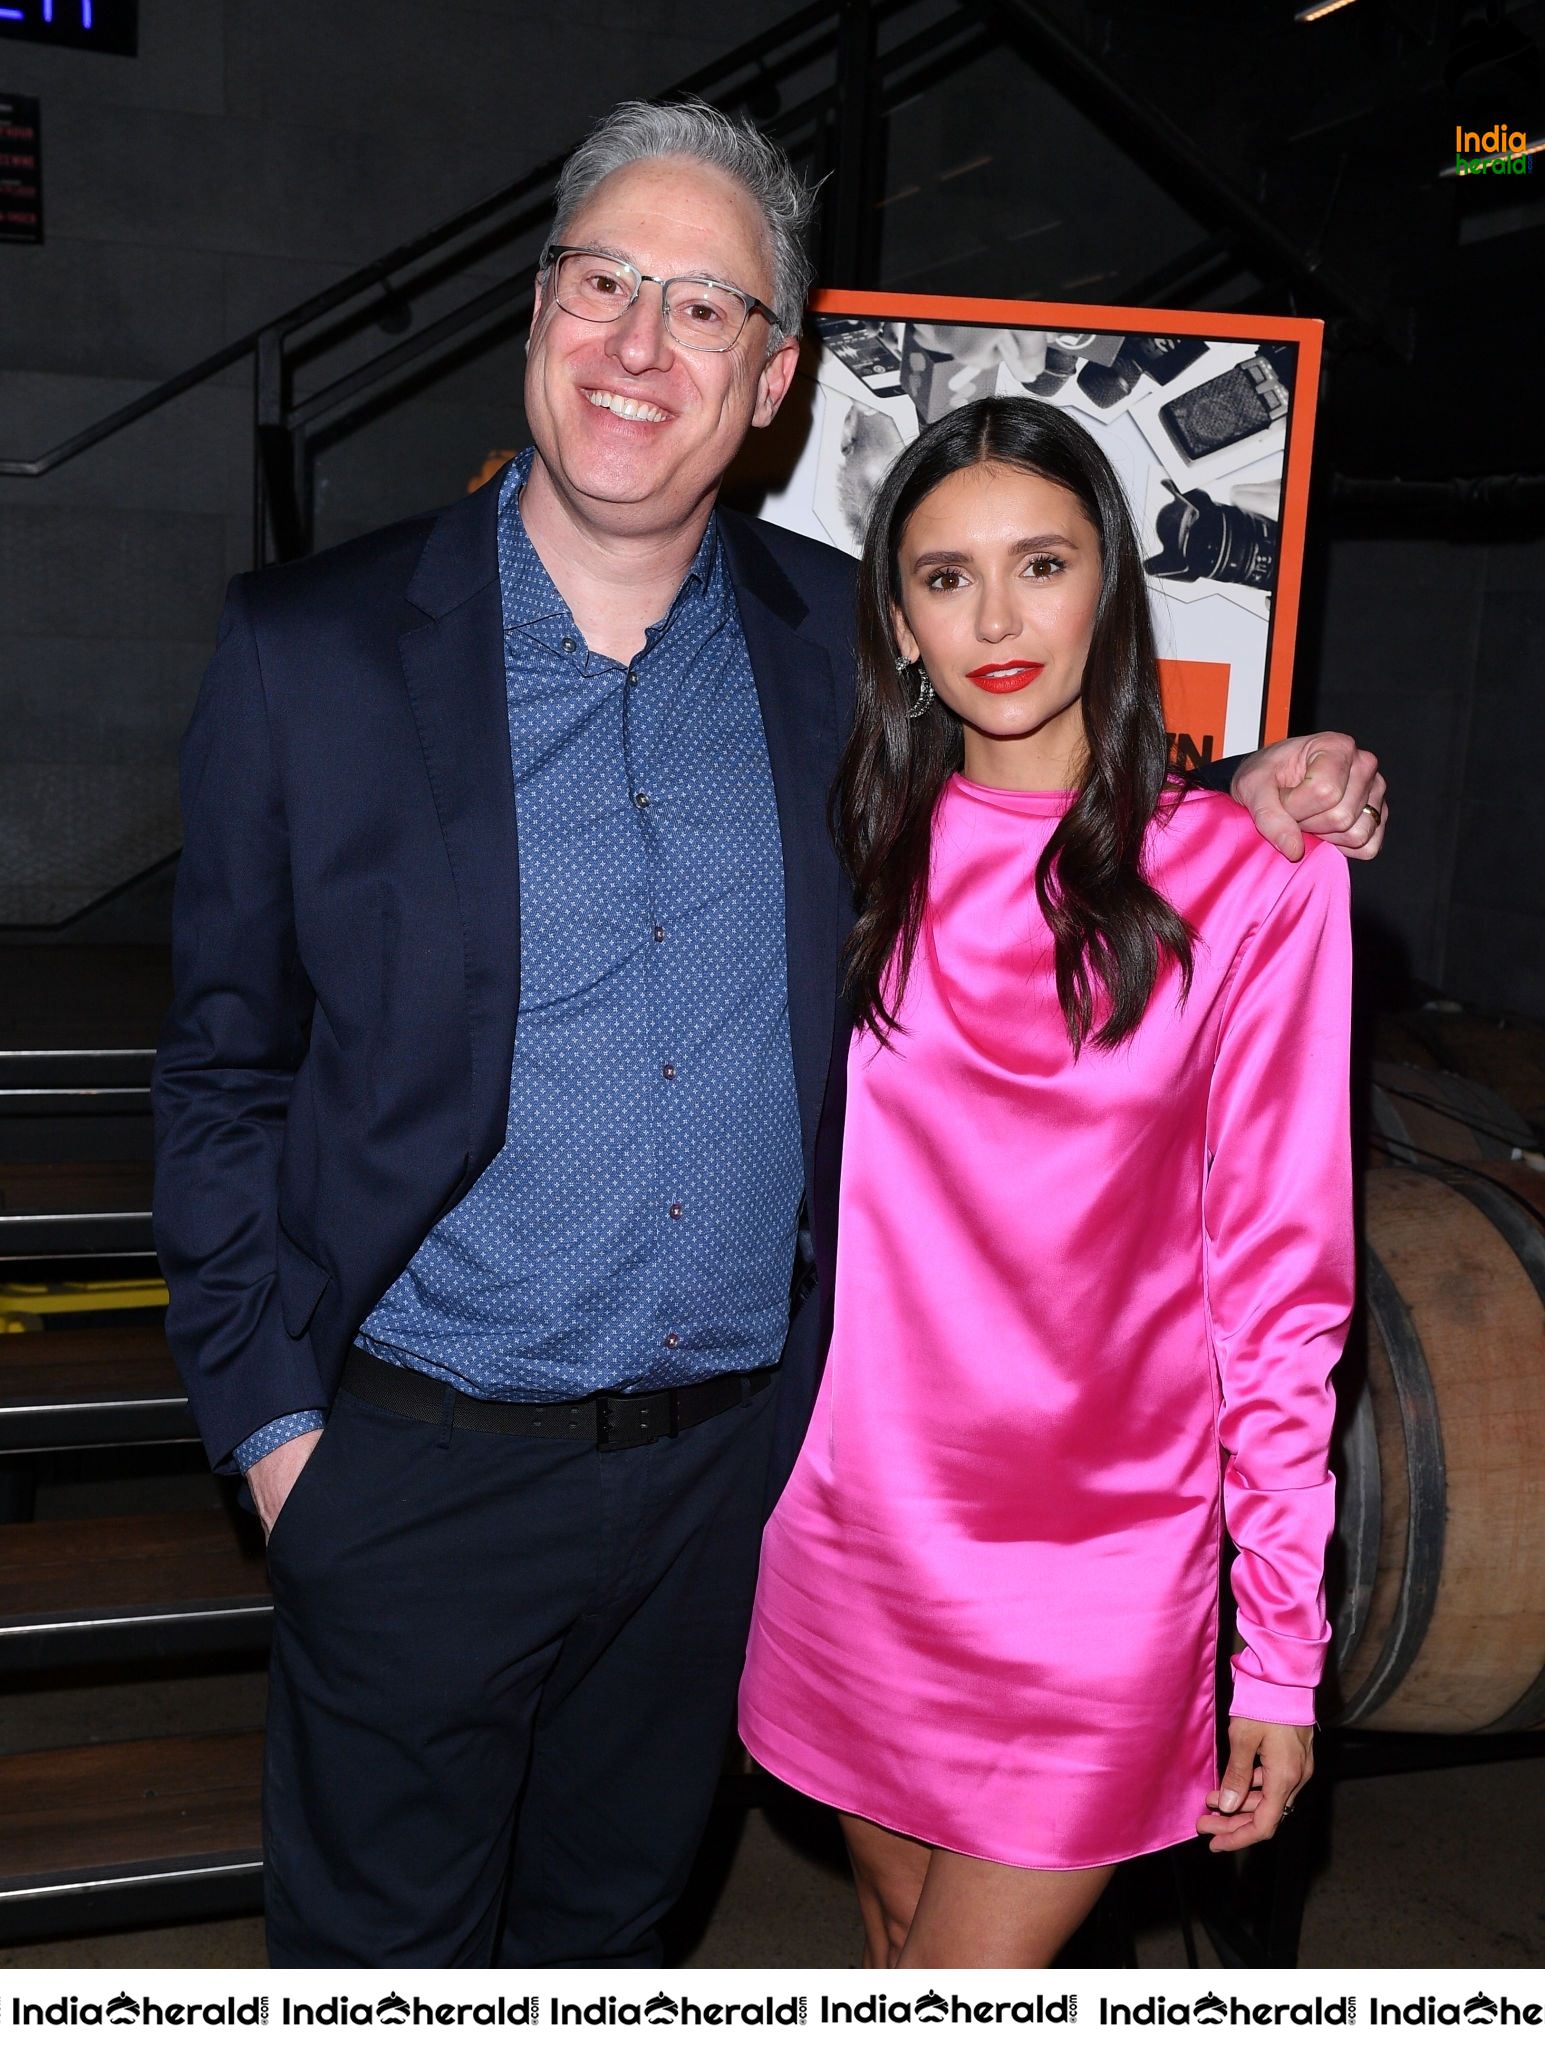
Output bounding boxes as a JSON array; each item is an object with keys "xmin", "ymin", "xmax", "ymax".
[
  {"xmin": 0, "ymin": 2, "xmax": 137, "ymax": 57},
  {"xmin": 0, "ymin": 90, "xmax": 40, "ymax": 244}
]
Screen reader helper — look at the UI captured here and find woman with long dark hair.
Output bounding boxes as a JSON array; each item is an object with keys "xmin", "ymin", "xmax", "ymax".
[{"xmin": 738, "ymin": 396, "xmax": 1354, "ymax": 1966}]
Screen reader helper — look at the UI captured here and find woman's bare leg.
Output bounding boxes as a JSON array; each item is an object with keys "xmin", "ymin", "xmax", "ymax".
[
  {"xmin": 840, "ymin": 1813, "xmax": 933, "ymax": 1967},
  {"xmin": 840, "ymin": 1811, "xmax": 1114, "ymax": 1968},
  {"xmin": 899, "ymin": 1847, "xmax": 1116, "ymax": 1968}
]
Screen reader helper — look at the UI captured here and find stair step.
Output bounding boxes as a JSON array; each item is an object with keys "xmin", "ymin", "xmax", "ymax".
[
  {"xmin": 0, "ymin": 949, "xmax": 172, "ymax": 1055},
  {"xmin": 0, "ymin": 1327, "xmax": 191, "ymax": 1451},
  {"xmin": 0, "ymin": 1162, "xmax": 154, "ymax": 1258},
  {"xmin": 0, "ymin": 1731, "xmax": 263, "ymax": 1941},
  {"xmin": 0, "ymin": 1046, "xmax": 154, "ymax": 1113},
  {"xmin": 0, "ymin": 1511, "xmax": 271, "ymax": 1671}
]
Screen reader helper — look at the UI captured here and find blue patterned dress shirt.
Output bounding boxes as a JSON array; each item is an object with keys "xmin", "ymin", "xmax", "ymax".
[{"xmin": 235, "ymin": 451, "xmax": 804, "ymax": 1469}]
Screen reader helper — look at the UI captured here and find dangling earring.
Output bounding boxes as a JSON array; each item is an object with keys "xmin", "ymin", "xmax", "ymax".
[{"xmin": 895, "ymin": 652, "xmax": 935, "ymax": 721}]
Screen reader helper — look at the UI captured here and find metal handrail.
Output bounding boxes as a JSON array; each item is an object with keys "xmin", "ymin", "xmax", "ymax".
[
  {"xmin": 0, "ymin": 0, "xmax": 852, "ymax": 484},
  {"xmin": 0, "ymin": 0, "xmax": 1014, "ymax": 571},
  {"xmin": 287, "ymin": 10, "xmax": 993, "ymax": 456}
]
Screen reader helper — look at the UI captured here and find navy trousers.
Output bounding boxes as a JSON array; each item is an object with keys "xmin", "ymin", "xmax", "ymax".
[{"xmin": 260, "ymin": 1372, "xmax": 779, "ymax": 1967}]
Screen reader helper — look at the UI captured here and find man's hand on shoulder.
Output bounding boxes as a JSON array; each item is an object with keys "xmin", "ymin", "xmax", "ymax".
[
  {"xmin": 249, "ymin": 1428, "xmax": 324, "ymax": 1540},
  {"xmin": 1230, "ymin": 732, "xmax": 1387, "ymax": 864}
]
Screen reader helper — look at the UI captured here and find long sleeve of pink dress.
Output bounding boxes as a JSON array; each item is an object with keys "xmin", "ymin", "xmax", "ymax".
[{"xmin": 738, "ymin": 776, "xmax": 1354, "ymax": 1869}]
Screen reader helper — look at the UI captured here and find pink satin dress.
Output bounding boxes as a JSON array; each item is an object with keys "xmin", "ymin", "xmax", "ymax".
[{"xmin": 739, "ymin": 775, "xmax": 1354, "ymax": 1870}]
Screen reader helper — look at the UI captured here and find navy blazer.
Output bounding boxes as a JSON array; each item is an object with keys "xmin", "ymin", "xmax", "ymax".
[{"xmin": 153, "ymin": 469, "xmax": 857, "ymax": 1484}]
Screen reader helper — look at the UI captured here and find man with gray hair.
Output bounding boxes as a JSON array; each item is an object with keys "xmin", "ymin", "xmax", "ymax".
[{"xmin": 155, "ymin": 98, "xmax": 1385, "ymax": 1966}]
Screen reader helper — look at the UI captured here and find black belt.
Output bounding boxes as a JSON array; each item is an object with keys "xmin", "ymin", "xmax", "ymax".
[{"xmin": 341, "ymin": 1346, "xmax": 775, "ymax": 1451}]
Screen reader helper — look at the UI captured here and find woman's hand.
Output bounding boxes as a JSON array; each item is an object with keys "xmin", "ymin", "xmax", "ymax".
[{"xmin": 1196, "ymin": 1719, "xmax": 1313, "ymax": 1852}]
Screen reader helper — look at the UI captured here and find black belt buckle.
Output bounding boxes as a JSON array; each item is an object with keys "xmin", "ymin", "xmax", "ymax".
[{"xmin": 595, "ymin": 1391, "xmax": 677, "ymax": 1452}]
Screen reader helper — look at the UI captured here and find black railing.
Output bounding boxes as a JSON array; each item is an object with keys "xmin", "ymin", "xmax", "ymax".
[
  {"xmin": 0, "ymin": 0, "xmax": 1001, "ymax": 569},
  {"xmin": 1, "ymin": 0, "xmax": 852, "ymax": 562},
  {"xmin": 0, "ymin": 0, "xmax": 1030, "ymax": 932}
]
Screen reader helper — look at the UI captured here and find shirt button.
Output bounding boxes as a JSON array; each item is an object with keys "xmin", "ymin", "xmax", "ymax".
[
  {"xmin": 661, "ymin": 1062, "xmax": 676, "ymax": 1080},
  {"xmin": 652, "ymin": 925, "xmax": 666, "ymax": 943},
  {"xmin": 626, "ymin": 669, "xmax": 638, "ymax": 687},
  {"xmin": 561, "ymin": 636, "xmax": 576, "ymax": 654},
  {"xmin": 665, "ymin": 1332, "xmax": 681, "ymax": 1350},
  {"xmin": 634, "ymin": 791, "xmax": 650, "ymax": 811},
  {"xmin": 668, "ymin": 1202, "xmax": 683, "ymax": 1220}
]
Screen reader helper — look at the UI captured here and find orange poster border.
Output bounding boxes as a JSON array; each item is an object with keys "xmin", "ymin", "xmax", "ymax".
[{"xmin": 808, "ymin": 287, "xmax": 1323, "ymax": 748}]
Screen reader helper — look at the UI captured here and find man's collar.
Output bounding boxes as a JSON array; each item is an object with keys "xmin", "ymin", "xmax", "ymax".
[
  {"xmin": 682, "ymin": 507, "xmax": 720, "ymax": 601},
  {"xmin": 404, "ymin": 451, "xmax": 810, "ymax": 638},
  {"xmin": 498, "ymin": 445, "xmax": 725, "ymax": 642},
  {"xmin": 497, "ymin": 450, "xmax": 569, "ymax": 631}
]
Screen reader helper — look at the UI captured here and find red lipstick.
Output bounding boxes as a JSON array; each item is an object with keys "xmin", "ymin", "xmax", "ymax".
[{"xmin": 964, "ymin": 661, "xmax": 1045, "ymax": 694}]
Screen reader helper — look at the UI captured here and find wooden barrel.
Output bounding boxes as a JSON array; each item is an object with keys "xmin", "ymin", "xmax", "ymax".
[
  {"xmin": 1327, "ymin": 1167, "xmax": 1545, "ymax": 1731},
  {"xmin": 1368, "ymin": 1061, "xmax": 1543, "ymax": 1173},
  {"xmin": 1371, "ymin": 1013, "xmax": 1441, "ymax": 1071},
  {"xmin": 1392, "ymin": 1006, "xmax": 1545, "ymax": 1139}
]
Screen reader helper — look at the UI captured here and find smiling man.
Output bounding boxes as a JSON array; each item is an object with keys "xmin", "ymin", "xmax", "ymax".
[{"xmin": 154, "ymin": 100, "xmax": 1386, "ymax": 1968}]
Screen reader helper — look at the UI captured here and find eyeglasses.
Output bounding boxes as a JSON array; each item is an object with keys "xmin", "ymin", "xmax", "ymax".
[{"xmin": 542, "ymin": 244, "xmax": 776, "ymax": 353}]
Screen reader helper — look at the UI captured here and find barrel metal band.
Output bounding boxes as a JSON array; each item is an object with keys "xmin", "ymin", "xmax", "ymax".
[
  {"xmin": 1438, "ymin": 1167, "xmax": 1545, "ymax": 1735},
  {"xmin": 1336, "ymin": 1239, "xmax": 1446, "ymax": 1726}
]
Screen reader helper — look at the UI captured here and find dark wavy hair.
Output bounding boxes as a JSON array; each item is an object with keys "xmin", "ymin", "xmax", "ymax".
[{"xmin": 834, "ymin": 394, "xmax": 1193, "ymax": 1056}]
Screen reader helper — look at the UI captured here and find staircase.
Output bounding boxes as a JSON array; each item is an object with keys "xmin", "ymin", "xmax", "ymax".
[
  {"xmin": 0, "ymin": 946, "xmax": 267, "ymax": 1946},
  {"xmin": 0, "ymin": 1735, "xmax": 263, "ymax": 1944}
]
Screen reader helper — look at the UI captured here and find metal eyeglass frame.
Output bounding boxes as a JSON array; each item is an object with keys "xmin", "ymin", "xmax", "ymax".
[{"xmin": 541, "ymin": 244, "xmax": 777, "ymax": 353}]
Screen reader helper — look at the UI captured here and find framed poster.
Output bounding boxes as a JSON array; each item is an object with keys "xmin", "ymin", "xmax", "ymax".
[{"xmin": 752, "ymin": 291, "xmax": 1323, "ymax": 766}]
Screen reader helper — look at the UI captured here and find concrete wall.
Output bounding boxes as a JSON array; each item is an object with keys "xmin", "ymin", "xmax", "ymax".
[{"xmin": 1305, "ymin": 529, "xmax": 1545, "ymax": 1020}]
